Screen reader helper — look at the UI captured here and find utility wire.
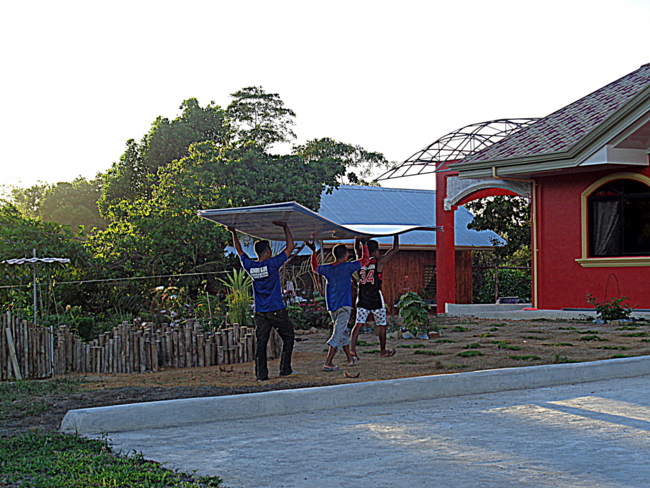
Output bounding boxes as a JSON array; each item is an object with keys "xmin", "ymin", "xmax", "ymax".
[{"xmin": 0, "ymin": 269, "xmax": 231, "ymax": 289}]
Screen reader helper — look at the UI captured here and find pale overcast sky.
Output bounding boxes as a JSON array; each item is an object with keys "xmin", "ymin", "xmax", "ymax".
[{"xmin": 1, "ymin": 0, "xmax": 649, "ymax": 192}]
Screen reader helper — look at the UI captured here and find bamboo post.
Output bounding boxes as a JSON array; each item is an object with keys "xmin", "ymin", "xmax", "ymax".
[{"xmin": 5, "ymin": 327, "xmax": 23, "ymax": 381}]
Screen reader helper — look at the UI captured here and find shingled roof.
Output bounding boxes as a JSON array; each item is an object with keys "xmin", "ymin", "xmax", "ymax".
[{"xmin": 452, "ymin": 63, "xmax": 650, "ymax": 176}]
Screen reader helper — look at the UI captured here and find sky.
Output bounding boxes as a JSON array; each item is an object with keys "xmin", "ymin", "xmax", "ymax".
[{"xmin": 1, "ymin": 0, "xmax": 649, "ymax": 193}]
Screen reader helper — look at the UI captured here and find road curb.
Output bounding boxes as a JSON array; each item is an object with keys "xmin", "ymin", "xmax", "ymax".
[{"xmin": 60, "ymin": 355, "xmax": 650, "ymax": 435}]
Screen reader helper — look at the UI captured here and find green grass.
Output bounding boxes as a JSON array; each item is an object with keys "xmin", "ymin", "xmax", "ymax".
[
  {"xmin": 489, "ymin": 323, "xmax": 508, "ymax": 327},
  {"xmin": 0, "ymin": 431, "xmax": 222, "ymax": 487},
  {"xmin": 451, "ymin": 326, "xmax": 469, "ymax": 332},
  {"xmin": 540, "ymin": 343, "xmax": 574, "ymax": 347},
  {"xmin": 491, "ymin": 340, "xmax": 508, "ymax": 345},
  {"xmin": 621, "ymin": 332, "xmax": 648, "ymax": 337},
  {"xmin": 478, "ymin": 333, "xmax": 495, "ymax": 338},
  {"xmin": 435, "ymin": 339, "xmax": 455, "ymax": 343},
  {"xmin": 413, "ymin": 350, "xmax": 443, "ymax": 356},
  {"xmin": 498, "ymin": 344, "xmax": 521, "ymax": 350},
  {"xmin": 521, "ymin": 336, "xmax": 546, "ymax": 340},
  {"xmin": 457, "ymin": 350, "xmax": 484, "ymax": 357},
  {"xmin": 489, "ymin": 327, "xmax": 500, "ymax": 331},
  {"xmin": 578, "ymin": 330, "xmax": 601, "ymax": 335},
  {"xmin": 0, "ymin": 379, "xmax": 81, "ymax": 422},
  {"xmin": 464, "ymin": 343, "xmax": 481, "ymax": 349},
  {"xmin": 598, "ymin": 346, "xmax": 629, "ymax": 350},
  {"xmin": 579, "ymin": 335, "xmax": 607, "ymax": 341},
  {"xmin": 362, "ymin": 349, "xmax": 381, "ymax": 354},
  {"xmin": 356, "ymin": 340, "xmax": 380, "ymax": 346},
  {"xmin": 611, "ymin": 354, "xmax": 634, "ymax": 359},
  {"xmin": 509, "ymin": 355, "xmax": 541, "ymax": 361},
  {"xmin": 397, "ymin": 344, "xmax": 426, "ymax": 349},
  {"xmin": 616, "ymin": 326, "xmax": 638, "ymax": 331}
]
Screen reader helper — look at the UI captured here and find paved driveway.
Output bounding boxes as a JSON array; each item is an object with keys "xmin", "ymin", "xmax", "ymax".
[{"xmin": 95, "ymin": 374, "xmax": 650, "ymax": 488}]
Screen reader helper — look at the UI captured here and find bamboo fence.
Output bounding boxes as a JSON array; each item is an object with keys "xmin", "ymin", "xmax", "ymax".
[
  {"xmin": 1, "ymin": 312, "xmax": 282, "ymax": 380},
  {"xmin": 1, "ymin": 311, "xmax": 53, "ymax": 381}
]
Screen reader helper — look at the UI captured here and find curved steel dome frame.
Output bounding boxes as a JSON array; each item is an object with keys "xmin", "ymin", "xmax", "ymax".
[{"xmin": 376, "ymin": 118, "xmax": 539, "ymax": 181}]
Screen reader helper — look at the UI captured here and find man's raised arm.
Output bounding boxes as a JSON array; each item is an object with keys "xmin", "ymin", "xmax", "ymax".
[
  {"xmin": 228, "ymin": 227, "xmax": 244, "ymax": 257},
  {"xmin": 273, "ymin": 221, "xmax": 294, "ymax": 257}
]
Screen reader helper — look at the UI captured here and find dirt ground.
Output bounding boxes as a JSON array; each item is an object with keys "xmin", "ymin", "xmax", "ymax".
[{"xmin": 5, "ymin": 315, "xmax": 650, "ymax": 436}]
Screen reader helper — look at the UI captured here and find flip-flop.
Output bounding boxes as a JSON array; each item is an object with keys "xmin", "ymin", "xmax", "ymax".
[
  {"xmin": 322, "ymin": 365, "xmax": 342, "ymax": 372},
  {"xmin": 381, "ymin": 349, "xmax": 397, "ymax": 358},
  {"xmin": 348, "ymin": 356, "xmax": 358, "ymax": 367}
]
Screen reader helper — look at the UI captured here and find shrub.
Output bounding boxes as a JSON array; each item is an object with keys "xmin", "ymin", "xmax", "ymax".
[{"xmin": 586, "ymin": 293, "xmax": 634, "ymax": 322}]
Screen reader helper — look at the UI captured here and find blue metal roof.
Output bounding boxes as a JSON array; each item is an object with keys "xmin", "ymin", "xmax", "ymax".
[{"xmin": 318, "ymin": 185, "xmax": 503, "ymax": 248}]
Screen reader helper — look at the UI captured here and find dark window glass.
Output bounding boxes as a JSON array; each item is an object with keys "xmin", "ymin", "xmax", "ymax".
[{"xmin": 588, "ymin": 179, "xmax": 650, "ymax": 257}]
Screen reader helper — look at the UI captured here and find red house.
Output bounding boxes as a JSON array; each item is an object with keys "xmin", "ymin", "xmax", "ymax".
[{"xmin": 442, "ymin": 63, "xmax": 650, "ymax": 312}]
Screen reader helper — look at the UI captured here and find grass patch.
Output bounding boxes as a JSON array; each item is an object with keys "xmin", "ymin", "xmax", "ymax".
[
  {"xmin": 0, "ymin": 379, "xmax": 81, "ymax": 421},
  {"xmin": 362, "ymin": 349, "xmax": 381, "ymax": 354},
  {"xmin": 0, "ymin": 431, "xmax": 222, "ymax": 487},
  {"xmin": 578, "ymin": 330, "xmax": 601, "ymax": 335},
  {"xmin": 611, "ymin": 354, "xmax": 634, "ymax": 359},
  {"xmin": 397, "ymin": 344, "xmax": 427, "ymax": 349},
  {"xmin": 414, "ymin": 350, "xmax": 443, "ymax": 356},
  {"xmin": 491, "ymin": 340, "xmax": 509, "ymax": 345},
  {"xmin": 451, "ymin": 326, "xmax": 469, "ymax": 332},
  {"xmin": 509, "ymin": 355, "xmax": 541, "ymax": 361},
  {"xmin": 521, "ymin": 335, "xmax": 545, "ymax": 340},
  {"xmin": 356, "ymin": 340, "xmax": 380, "ymax": 346},
  {"xmin": 552, "ymin": 353, "xmax": 576, "ymax": 363},
  {"xmin": 540, "ymin": 342, "xmax": 574, "ymax": 347},
  {"xmin": 457, "ymin": 350, "xmax": 484, "ymax": 357},
  {"xmin": 464, "ymin": 343, "xmax": 481, "ymax": 349},
  {"xmin": 478, "ymin": 333, "xmax": 495, "ymax": 338},
  {"xmin": 616, "ymin": 326, "xmax": 638, "ymax": 331},
  {"xmin": 559, "ymin": 326, "xmax": 579, "ymax": 331},
  {"xmin": 642, "ymin": 339, "xmax": 650, "ymax": 343},
  {"xmin": 598, "ymin": 346, "xmax": 629, "ymax": 350},
  {"xmin": 489, "ymin": 323, "xmax": 508, "ymax": 327},
  {"xmin": 435, "ymin": 339, "xmax": 455, "ymax": 343},
  {"xmin": 399, "ymin": 361, "xmax": 421, "ymax": 365},
  {"xmin": 579, "ymin": 335, "xmax": 607, "ymax": 341},
  {"xmin": 489, "ymin": 327, "xmax": 500, "ymax": 331},
  {"xmin": 498, "ymin": 344, "xmax": 521, "ymax": 350},
  {"xmin": 621, "ymin": 332, "xmax": 648, "ymax": 337}
]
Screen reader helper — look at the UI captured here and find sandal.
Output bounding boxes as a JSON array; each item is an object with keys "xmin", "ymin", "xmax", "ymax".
[
  {"xmin": 322, "ymin": 365, "xmax": 342, "ymax": 372},
  {"xmin": 380, "ymin": 349, "xmax": 397, "ymax": 358},
  {"xmin": 348, "ymin": 356, "xmax": 358, "ymax": 367}
]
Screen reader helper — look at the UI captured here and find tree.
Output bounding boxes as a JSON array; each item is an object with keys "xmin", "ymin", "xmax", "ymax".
[
  {"xmin": 11, "ymin": 183, "xmax": 51, "ymax": 219},
  {"xmin": 99, "ymin": 99, "xmax": 229, "ymax": 217},
  {"xmin": 226, "ymin": 86, "xmax": 296, "ymax": 150},
  {"xmin": 292, "ymin": 137, "xmax": 392, "ymax": 185},
  {"xmin": 465, "ymin": 195, "xmax": 531, "ymax": 266},
  {"xmin": 39, "ymin": 177, "xmax": 107, "ymax": 231}
]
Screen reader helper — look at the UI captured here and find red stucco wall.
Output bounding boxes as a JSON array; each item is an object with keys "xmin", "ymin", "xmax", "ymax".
[{"xmin": 536, "ymin": 167, "xmax": 650, "ymax": 310}]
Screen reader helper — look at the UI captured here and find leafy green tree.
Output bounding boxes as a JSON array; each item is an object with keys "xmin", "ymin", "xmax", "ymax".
[
  {"xmin": 99, "ymin": 98, "xmax": 229, "ymax": 217},
  {"xmin": 39, "ymin": 177, "xmax": 107, "ymax": 231},
  {"xmin": 226, "ymin": 86, "xmax": 296, "ymax": 150},
  {"xmin": 465, "ymin": 195, "xmax": 531, "ymax": 266},
  {"xmin": 292, "ymin": 137, "xmax": 391, "ymax": 185},
  {"xmin": 11, "ymin": 183, "xmax": 51, "ymax": 219}
]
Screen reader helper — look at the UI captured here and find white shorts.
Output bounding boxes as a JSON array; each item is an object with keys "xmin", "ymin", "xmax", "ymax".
[{"xmin": 356, "ymin": 307, "xmax": 387, "ymax": 326}]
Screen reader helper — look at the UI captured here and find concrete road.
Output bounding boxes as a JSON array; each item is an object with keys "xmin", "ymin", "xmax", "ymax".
[{"xmin": 91, "ymin": 373, "xmax": 650, "ymax": 488}]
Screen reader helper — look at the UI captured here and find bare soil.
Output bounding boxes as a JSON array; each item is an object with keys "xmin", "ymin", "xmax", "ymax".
[{"xmin": 5, "ymin": 316, "xmax": 650, "ymax": 436}]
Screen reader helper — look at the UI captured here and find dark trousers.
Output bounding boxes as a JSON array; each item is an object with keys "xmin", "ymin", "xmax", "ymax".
[{"xmin": 254, "ymin": 308, "xmax": 294, "ymax": 380}]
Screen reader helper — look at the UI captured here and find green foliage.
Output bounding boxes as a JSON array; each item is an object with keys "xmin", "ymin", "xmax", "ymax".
[
  {"xmin": 465, "ymin": 195, "xmax": 531, "ymax": 265},
  {"xmin": 586, "ymin": 293, "xmax": 634, "ymax": 321},
  {"xmin": 218, "ymin": 270, "xmax": 252, "ymax": 326},
  {"xmin": 413, "ymin": 350, "xmax": 443, "ymax": 355},
  {"xmin": 474, "ymin": 268, "xmax": 531, "ymax": 304},
  {"xmin": 458, "ymin": 350, "xmax": 484, "ymax": 357},
  {"xmin": 509, "ymin": 355, "xmax": 541, "ymax": 360},
  {"xmin": 227, "ymin": 86, "xmax": 296, "ymax": 150},
  {"xmin": 396, "ymin": 291, "xmax": 431, "ymax": 333},
  {"xmin": 287, "ymin": 301, "xmax": 329, "ymax": 330},
  {"xmin": 0, "ymin": 379, "xmax": 80, "ymax": 421},
  {"xmin": 579, "ymin": 335, "xmax": 606, "ymax": 341},
  {"xmin": 0, "ymin": 431, "xmax": 222, "ymax": 487}
]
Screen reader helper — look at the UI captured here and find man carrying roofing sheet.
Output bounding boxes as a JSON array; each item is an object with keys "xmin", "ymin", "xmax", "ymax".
[{"xmin": 229, "ymin": 221, "xmax": 296, "ymax": 381}]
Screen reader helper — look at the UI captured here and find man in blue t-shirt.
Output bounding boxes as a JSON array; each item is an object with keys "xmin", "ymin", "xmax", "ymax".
[
  {"xmin": 229, "ymin": 221, "xmax": 295, "ymax": 381},
  {"xmin": 309, "ymin": 239, "xmax": 369, "ymax": 371}
]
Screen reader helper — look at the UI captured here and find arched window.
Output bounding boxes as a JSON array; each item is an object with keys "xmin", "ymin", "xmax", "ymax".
[{"xmin": 588, "ymin": 179, "xmax": 650, "ymax": 257}]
